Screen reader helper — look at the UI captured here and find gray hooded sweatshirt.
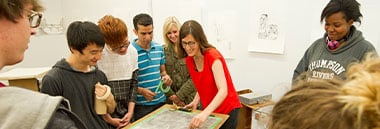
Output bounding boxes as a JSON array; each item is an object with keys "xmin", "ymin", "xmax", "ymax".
[
  {"xmin": 293, "ymin": 26, "xmax": 377, "ymax": 82},
  {"xmin": 0, "ymin": 87, "xmax": 63, "ymax": 129}
]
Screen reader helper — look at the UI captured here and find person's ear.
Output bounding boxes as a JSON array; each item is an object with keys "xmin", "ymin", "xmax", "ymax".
[
  {"xmin": 69, "ymin": 47, "xmax": 80, "ymax": 54},
  {"xmin": 348, "ymin": 19, "xmax": 354, "ymax": 26},
  {"xmin": 69, "ymin": 47, "xmax": 74, "ymax": 53},
  {"xmin": 133, "ymin": 29, "xmax": 137, "ymax": 36}
]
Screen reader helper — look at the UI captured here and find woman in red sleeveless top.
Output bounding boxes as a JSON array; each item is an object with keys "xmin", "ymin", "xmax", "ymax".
[{"xmin": 177, "ymin": 20, "xmax": 242, "ymax": 129}]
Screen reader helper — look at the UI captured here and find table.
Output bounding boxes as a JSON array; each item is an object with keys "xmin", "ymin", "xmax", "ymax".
[
  {"xmin": 124, "ymin": 104, "xmax": 229, "ymax": 129},
  {"xmin": 0, "ymin": 67, "xmax": 50, "ymax": 91},
  {"xmin": 237, "ymin": 101, "xmax": 274, "ymax": 129},
  {"xmin": 237, "ymin": 89, "xmax": 274, "ymax": 129}
]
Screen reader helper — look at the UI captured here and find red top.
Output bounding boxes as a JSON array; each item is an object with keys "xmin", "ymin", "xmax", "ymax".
[
  {"xmin": 0, "ymin": 82, "xmax": 5, "ymax": 88},
  {"xmin": 186, "ymin": 48, "xmax": 241, "ymax": 114}
]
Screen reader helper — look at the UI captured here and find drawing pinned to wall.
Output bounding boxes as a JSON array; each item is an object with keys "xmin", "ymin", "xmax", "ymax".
[
  {"xmin": 258, "ymin": 14, "xmax": 278, "ymax": 40},
  {"xmin": 207, "ymin": 11, "xmax": 237, "ymax": 59},
  {"xmin": 249, "ymin": 0, "xmax": 288, "ymax": 54},
  {"xmin": 39, "ymin": 17, "xmax": 65, "ymax": 35}
]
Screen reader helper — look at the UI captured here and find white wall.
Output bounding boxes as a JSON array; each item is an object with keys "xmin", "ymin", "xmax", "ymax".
[{"xmin": 12, "ymin": 0, "xmax": 380, "ymax": 95}]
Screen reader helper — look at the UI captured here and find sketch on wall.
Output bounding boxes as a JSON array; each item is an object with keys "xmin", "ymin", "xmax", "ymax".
[
  {"xmin": 60, "ymin": 0, "xmax": 152, "ymax": 41},
  {"xmin": 258, "ymin": 14, "xmax": 278, "ymax": 40},
  {"xmin": 248, "ymin": 0, "xmax": 287, "ymax": 54},
  {"xmin": 39, "ymin": 17, "xmax": 65, "ymax": 35},
  {"xmin": 207, "ymin": 11, "xmax": 237, "ymax": 59}
]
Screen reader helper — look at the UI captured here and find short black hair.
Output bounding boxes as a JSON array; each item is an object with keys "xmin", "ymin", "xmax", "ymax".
[
  {"xmin": 133, "ymin": 13, "xmax": 153, "ymax": 31},
  {"xmin": 66, "ymin": 21, "xmax": 105, "ymax": 53}
]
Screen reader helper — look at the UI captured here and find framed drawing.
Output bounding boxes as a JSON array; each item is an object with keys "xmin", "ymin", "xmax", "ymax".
[{"xmin": 248, "ymin": 0, "xmax": 288, "ymax": 54}]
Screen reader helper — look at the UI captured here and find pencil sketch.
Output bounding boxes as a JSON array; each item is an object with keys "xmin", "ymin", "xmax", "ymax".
[
  {"xmin": 214, "ymin": 21, "xmax": 232, "ymax": 55},
  {"xmin": 257, "ymin": 13, "xmax": 278, "ymax": 40},
  {"xmin": 39, "ymin": 17, "xmax": 65, "ymax": 35},
  {"xmin": 130, "ymin": 108, "xmax": 222, "ymax": 129},
  {"xmin": 248, "ymin": 0, "xmax": 287, "ymax": 54},
  {"xmin": 207, "ymin": 11, "xmax": 237, "ymax": 59}
]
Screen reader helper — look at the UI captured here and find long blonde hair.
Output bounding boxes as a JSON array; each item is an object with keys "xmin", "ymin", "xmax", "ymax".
[{"xmin": 162, "ymin": 16, "xmax": 181, "ymax": 48}]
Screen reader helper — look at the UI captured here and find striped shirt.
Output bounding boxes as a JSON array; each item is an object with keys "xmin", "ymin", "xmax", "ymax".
[{"xmin": 132, "ymin": 39, "xmax": 166, "ymax": 105}]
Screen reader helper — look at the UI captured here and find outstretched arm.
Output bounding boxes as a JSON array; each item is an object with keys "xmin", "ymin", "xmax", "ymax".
[{"xmin": 189, "ymin": 59, "xmax": 228, "ymax": 129}]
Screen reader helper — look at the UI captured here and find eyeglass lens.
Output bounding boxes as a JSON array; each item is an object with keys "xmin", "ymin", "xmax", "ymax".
[
  {"xmin": 29, "ymin": 11, "xmax": 42, "ymax": 28},
  {"xmin": 181, "ymin": 41, "xmax": 196, "ymax": 47},
  {"xmin": 113, "ymin": 41, "xmax": 130, "ymax": 51}
]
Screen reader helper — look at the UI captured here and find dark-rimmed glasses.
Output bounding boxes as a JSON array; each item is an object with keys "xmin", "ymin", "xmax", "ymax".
[
  {"xmin": 111, "ymin": 40, "xmax": 130, "ymax": 52},
  {"xmin": 181, "ymin": 41, "xmax": 196, "ymax": 48},
  {"xmin": 28, "ymin": 10, "xmax": 43, "ymax": 28}
]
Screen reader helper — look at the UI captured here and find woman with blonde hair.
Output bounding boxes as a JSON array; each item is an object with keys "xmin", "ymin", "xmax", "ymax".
[{"xmin": 162, "ymin": 16, "xmax": 196, "ymax": 106}]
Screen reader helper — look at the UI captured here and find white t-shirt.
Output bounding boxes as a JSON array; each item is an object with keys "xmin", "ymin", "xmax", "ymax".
[{"xmin": 97, "ymin": 45, "xmax": 138, "ymax": 81}]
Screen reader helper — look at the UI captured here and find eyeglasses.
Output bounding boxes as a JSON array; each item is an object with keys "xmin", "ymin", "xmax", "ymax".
[
  {"xmin": 8, "ymin": 2, "xmax": 43, "ymax": 28},
  {"xmin": 27, "ymin": 10, "xmax": 43, "ymax": 28},
  {"xmin": 111, "ymin": 40, "xmax": 130, "ymax": 52},
  {"xmin": 181, "ymin": 41, "xmax": 196, "ymax": 48}
]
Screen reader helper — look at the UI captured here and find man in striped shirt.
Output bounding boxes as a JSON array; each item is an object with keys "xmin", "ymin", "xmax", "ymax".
[{"xmin": 131, "ymin": 13, "xmax": 172, "ymax": 121}]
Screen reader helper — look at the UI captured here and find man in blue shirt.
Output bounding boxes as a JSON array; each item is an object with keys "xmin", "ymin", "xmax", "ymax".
[{"xmin": 131, "ymin": 13, "xmax": 172, "ymax": 121}]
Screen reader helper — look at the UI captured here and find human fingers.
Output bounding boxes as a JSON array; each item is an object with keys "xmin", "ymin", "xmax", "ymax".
[
  {"xmin": 189, "ymin": 117, "xmax": 201, "ymax": 129},
  {"xmin": 94, "ymin": 84, "xmax": 107, "ymax": 97}
]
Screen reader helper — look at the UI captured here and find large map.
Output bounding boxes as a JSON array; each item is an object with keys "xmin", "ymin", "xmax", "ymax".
[{"xmin": 126, "ymin": 104, "xmax": 228, "ymax": 129}]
